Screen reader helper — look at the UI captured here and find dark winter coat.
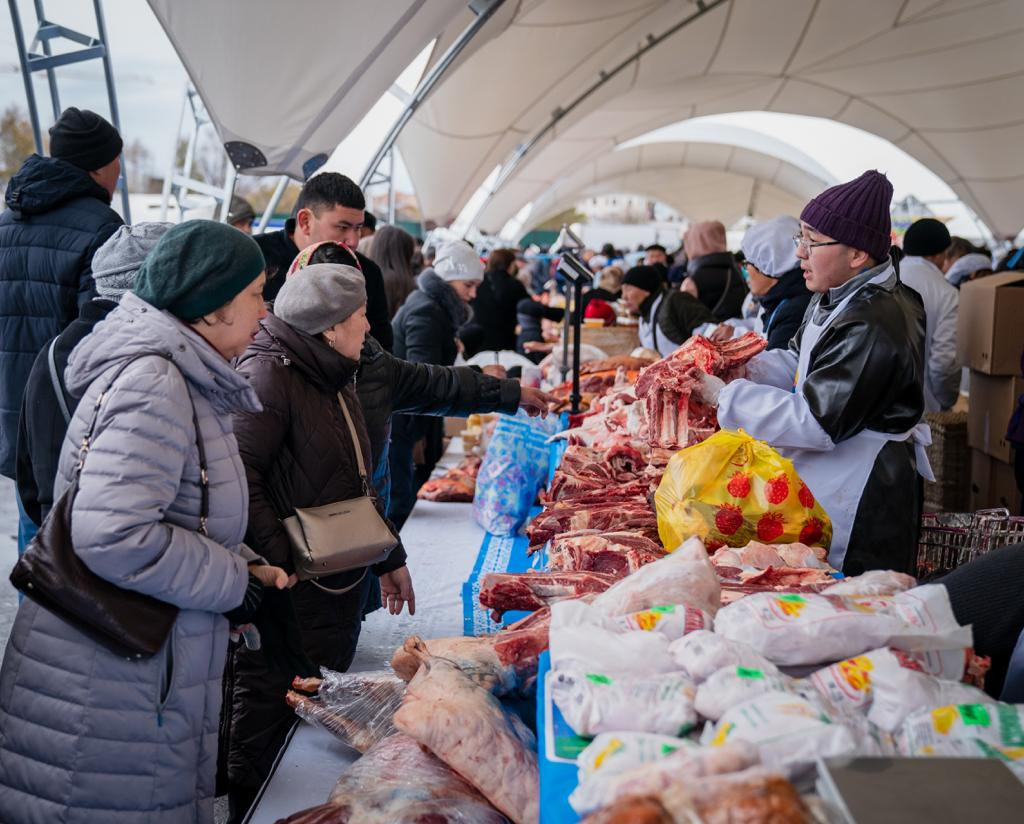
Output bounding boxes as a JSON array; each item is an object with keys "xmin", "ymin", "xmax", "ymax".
[
  {"xmin": 254, "ymin": 219, "xmax": 393, "ymax": 352},
  {"xmin": 687, "ymin": 251, "xmax": 749, "ymax": 321},
  {"xmin": 0, "ymin": 154, "xmax": 123, "ymax": 477},
  {"xmin": 392, "ymin": 269, "xmax": 470, "ymax": 367},
  {"xmin": 232, "ymin": 312, "xmax": 406, "ymax": 583},
  {"xmin": 757, "ymin": 266, "xmax": 814, "ymax": 351},
  {"xmin": 16, "ymin": 298, "xmax": 117, "ymax": 526},
  {"xmin": 0, "ymin": 293, "xmax": 259, "ymax": 824},
  {"xmin": 469, "ymin": 268, "xmax": 530, "ymax": 352},
  {"xmin": 639, "ymin": 287, "xmax": 716, "ymax": 350}
]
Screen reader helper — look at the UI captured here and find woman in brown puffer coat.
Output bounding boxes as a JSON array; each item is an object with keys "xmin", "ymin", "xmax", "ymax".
[{"xmin": 226, "ymin": 263, "xmax": 413, "ymax": 820}]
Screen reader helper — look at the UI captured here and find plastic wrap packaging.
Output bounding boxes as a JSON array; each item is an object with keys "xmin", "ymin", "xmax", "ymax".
[
  {"xmin": 808, "ymin": 647, "xmax": 984, "ymax": 730},
  {"xmin": 551, "ymin": 669, "xmax": 697, "ymax": 737},
  {"xmin": 549, "ymin": 624, "xmax": 675, "ymax": 677},
  {"xmin": 713, "ymin": 584, "xmax": 972, "ymax": 666},
  {"xmin": 569, "ymin": 740, "xmax": 760, "ymax": 816},
  {"xmin": 550, "ymin": 598, "xmax": 712, "ymax": 640},
  {"xmin": 286, "ymin": 669, "xmax": 405, "ymax": 753},
  {"xmin": 821, "ymin": 569, "xmax": 917, "ymax": 597},
  {"xmin": 278, "ymin": 733, "xmax": 510, "ymax": 823},
  {"xmin": 898, "ymin": 703, "xmax": 1024, "ymax": 758},
  {"xmin": 589, "ymin": 536, "xmax": 721, "ymax": 617},
  {"xmin": 898, "ymin": 737, "xmax": 1024, "ymax": 782},
  {"xmin": 655, "ymin": 429, "xmax": 832, "ymax": 552},
  {"xmin": 701, "ymin": 692, "xmax": 894, "ymax": 777},
  {"xmin": 694, "ymin": 665, "xmax": 807, "ymax": 721},
  {"xmin": 669, "ymin": 630, "xmax": 780, "ymax": 684}
]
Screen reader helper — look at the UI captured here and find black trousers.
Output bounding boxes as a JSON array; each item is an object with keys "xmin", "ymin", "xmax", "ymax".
[{"xmin": 225, "ymin": 574, "xmax": 371, "ymax": 822}]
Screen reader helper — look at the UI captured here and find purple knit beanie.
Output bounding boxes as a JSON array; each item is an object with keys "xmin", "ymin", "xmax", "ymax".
[{"xmin": 800, "ymin": 170, "xmax": 894, "ymax": 262}]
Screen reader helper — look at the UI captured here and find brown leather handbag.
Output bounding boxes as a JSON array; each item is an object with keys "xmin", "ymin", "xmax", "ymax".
[
  {"xmin": 283, "ymin": 391, "xmax": 398, "ymax": 592},
  {"xmin": 10, "ymin": 354, "xmax": 208, "ymax": 659}
]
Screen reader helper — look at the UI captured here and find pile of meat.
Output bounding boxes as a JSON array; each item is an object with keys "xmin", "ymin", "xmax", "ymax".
[
  {"xmin": 417, "ymin": 455, "xmax": 482, "ymax": 502},
  {"xmin": 634, "ymin": 332, "xmax": 766, "ymax": 449},
  {"xmin": 548, "ymin": 355, "xmax": 653, "ymax": 413}
]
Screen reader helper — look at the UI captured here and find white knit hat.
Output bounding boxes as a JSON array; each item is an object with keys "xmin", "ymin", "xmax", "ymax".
[
  {"xmin": 433, "ymin": 241, "xmax": 484, "ymax": 282},
  {"xmin": 741, "ymin": 215, "xmax": 801, "ymax": 278}
]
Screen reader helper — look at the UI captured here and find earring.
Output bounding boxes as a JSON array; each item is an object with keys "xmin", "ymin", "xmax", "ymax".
[{"xmin": 326, "ymin": 336, "xmax": 336, "ymax": 349}]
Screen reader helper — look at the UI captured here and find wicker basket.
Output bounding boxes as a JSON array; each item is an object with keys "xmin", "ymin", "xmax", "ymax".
[
  {"xmin": 916, "ymin": 507, "xmax": 1024, "ymax": 578},
  {"xmin": 923, "ymin": 411, "xmax": 970, "ymax": 512}
]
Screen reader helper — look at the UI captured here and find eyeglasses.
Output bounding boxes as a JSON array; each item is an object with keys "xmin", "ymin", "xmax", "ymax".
[{"xmin": 792, "ymin": 235, "xmax": 842, "ymax": 253}]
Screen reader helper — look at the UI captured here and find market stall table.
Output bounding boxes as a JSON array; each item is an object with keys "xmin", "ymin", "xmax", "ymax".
[{"xmin": 244, "ymin": 439, "xmax": 487, "ymax": 823}]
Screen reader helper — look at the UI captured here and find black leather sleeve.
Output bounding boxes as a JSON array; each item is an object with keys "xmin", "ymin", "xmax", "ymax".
[{"xmin": 387, "ymin": 352, "xmax": 520, "ymax": 418}]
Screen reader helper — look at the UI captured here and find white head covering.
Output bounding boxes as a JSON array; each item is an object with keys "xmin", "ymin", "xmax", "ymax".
[
  {"xmin": 945, "ymin": 252, "xmax": 991, "ymax": 287},
  {"xmin": 434, "ymin": 241, "xmax": 484, "ymax": 282},
  {"xmin": 741, "ymin": 215, "xmax": 801, "ymax": 278}
]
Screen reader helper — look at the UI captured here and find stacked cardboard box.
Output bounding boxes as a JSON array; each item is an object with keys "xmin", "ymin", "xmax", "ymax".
[{"xmin": 957, "ymin": 272, "xmax": 1024, "ymax": 515}]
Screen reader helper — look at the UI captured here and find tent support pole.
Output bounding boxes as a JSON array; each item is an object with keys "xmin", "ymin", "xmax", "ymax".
[
  {"xmin": 360, "ymin": 0, "xmax": 505, "ymax": 191},
  {"xmin": 256, "ymin": 176, "xmax": 290, "ymax": 235}
]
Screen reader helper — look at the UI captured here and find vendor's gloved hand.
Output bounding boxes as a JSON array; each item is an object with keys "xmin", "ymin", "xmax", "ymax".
[
  {"xmin": 252, "ymin": 587, "xmax": 317, "ymax": 678},
  {"xmin": 224, "ymin": 573, "xmax": 264, "ymax": 626},
  {"xmin": 689, "ymin": 368, "xmax": 726, "ymax": 407}
]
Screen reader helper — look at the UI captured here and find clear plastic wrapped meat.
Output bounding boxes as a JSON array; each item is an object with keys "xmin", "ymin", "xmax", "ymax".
[{"xmin": 277, "ymin": 733, "xmax": 509, "ymax": 823}]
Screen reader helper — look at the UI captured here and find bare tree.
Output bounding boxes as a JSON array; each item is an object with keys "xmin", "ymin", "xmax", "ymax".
[{"xmin": 0, "ymin": 105, "xmax": 38, "ymax": 189}]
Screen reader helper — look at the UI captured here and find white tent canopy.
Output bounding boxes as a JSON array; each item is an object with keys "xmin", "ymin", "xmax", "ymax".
[
  {"xmin": 146, "ymin": 0, "xmax": 467, "ymax": 180},
  {"xmin": 399, "ymin": 0, "xmax": 1024, "ymax": 238},
  {"xmin": 495, "ymin": 124, "xmax": 836, "ymax": 235}
]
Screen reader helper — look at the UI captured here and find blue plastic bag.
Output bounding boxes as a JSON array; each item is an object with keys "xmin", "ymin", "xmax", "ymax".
[{"xmin": 474, "ymin": 411, "xmax": 561, "ymax": 536}]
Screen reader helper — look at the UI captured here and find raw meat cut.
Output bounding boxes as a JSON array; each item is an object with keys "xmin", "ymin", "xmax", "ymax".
[
  {"xmin": 393, "ymin": 639, "xmax": 539, "ymax": 824},
  {"xmin": 417, "ymin": 456, "xmax": 481, "ymax": 502},
  {"xmin": 286, "ymin": 669, "xmax": 405, "ymax": 752},
  {"xmin": 390, "ymin": 611, "xmax": 550, "ymax": 695},
  {"xmin": 634, "ymin": 333, "xmax": 767, "ymax": 449},
  {"xmin": 479, "ymin": 571, "xmax": 618, "ymax": 620},
  {"xmin": 548, "ymin": 531, "xmax": 666, "ymax": 577},
  {"xmin": 712, "ymin": 542, "xmax": 829, "ymax": 571},
  {"xmin": 278, "ymin": 733, "xmax": 509, "ymax": 823},
  {"xmin": 590, "ymin": 537, "xmax": 721, "ymax": 617},
  {"xmin": 526, "ymin": 504, "xmax": 658, "ymax": 550},
  {"xmin": 822, "ymin": 569, "xmax": 917, "ymax": 597}
]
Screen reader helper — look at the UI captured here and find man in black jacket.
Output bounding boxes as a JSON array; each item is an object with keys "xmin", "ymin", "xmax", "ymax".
[
  {"xmin": 16, "ymin": 222, "xmax": 171, "ymax": 527},
  {"xmin": 253, "ymin": 172, "xmax": 393, "ymax": 351},
  {"xmin": 0, "ymin": 107, "xmax": 124, "ymax": 552}
]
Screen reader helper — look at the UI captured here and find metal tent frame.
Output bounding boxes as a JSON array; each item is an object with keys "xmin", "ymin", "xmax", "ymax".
[{"xmin": 8, "ymin": 0, "xmax": 131, "ymax": 220}]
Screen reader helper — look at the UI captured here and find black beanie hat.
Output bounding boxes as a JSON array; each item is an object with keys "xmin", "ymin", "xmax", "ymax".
[
  {"xmin": 622, "ymin": 265, "xmax": 664, "ymax": 295},
  {"xmin": 903, "ymin": 218, "xmax": 952, "ymax": 258},
  {"xmin": 48, "ymin": 107, "xmax": 123, "ymax": 171},
  {"xmin": 133, "ymin": 220, "xmax": 266, "ymax": 320}
]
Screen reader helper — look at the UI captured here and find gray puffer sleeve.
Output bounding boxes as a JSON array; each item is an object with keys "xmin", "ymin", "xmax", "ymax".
[{"xmin": 68, "ymin": 363, "xmax": 249, "ymax": 612}]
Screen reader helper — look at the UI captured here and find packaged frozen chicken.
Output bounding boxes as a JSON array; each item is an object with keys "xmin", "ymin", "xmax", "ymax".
[
  {"xmin": 899, "ymin": 703, "xmax": 1024, "ymax": 756},
  {"xmin": 669, "ymin": 630, "xmax": 780, "ymax": 684},
  {"xmin": 695, "ymin": 665, "xmax": 803, "ymax": 721},
  {"xmin": 713, "ymin": 584, "xmax": 971, "ymax": 666},
  {"xmin": 549, "ymin": 623, "xmax": 675, "ymax": 677},
  {"xmin": 550, "ymin": 598, "xmax": 712, "ymax": 640},
  {"xmin": 551, "ymin": 669, "xmax": 697, "ymax": 737}
]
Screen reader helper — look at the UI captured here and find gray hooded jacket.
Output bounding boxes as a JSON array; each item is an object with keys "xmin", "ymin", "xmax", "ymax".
[{"xmin": 0, "ymin": 292, "xmax": 261, "ymax": 823}]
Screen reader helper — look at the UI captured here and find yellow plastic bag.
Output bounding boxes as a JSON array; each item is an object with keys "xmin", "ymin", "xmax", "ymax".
[{"xmin": 655, "ymin": 429, "xmax": 832, "ymax": 552}]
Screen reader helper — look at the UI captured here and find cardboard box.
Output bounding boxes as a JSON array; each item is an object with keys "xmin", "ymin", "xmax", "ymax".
[
  {"xmin": 967, "ymin": 370, "xmax": 1024, "ymax": 463},
  {"xmin": 957, "ymin": 271, "xmax": 1024, "ymax": 375},
  {"xmin": 970, "ymin": 449, "xmax": 1021, "ymax": 515}
]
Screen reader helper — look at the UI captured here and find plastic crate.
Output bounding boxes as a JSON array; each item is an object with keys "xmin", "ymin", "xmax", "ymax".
[{"xmin": 916, "ymin": 507, "xmax": 1024, "ymax": 578}]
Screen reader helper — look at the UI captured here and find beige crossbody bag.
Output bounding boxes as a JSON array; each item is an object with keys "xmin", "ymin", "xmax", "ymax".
[{"xmin": 283, "ymin": 392, "xmax": 398, "ymax": 593}]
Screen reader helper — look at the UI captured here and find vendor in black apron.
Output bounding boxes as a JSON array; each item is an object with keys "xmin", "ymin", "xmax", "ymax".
[{"xmin": 692, "ymin": 171, "xmax": 931, "ymax": 575}]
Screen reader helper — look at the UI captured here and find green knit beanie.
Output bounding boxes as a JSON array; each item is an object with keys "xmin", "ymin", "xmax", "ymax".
[{"xmin": 132, "ymin": 219, "xmax": 266, "ymax": 320}]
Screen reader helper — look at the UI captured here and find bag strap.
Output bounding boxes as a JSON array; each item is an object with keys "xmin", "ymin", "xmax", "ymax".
[
  {"xmin": 76, "ymin": 354, "xmax": 210, "ymax": 536},
  {"xmin": 47, "ymin": 338, "xmax": 73, "ymax": 425},
  {"xmin": 336, "ymin": 391, "xmax": 369, "ymax": 491},
  {"xmin": 308, "ymin": 567, "xmax": 368, "ymax": 595}
]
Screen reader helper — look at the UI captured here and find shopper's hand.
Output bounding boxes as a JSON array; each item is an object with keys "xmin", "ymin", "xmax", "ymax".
[
  {"xmin": 380, "ymin": 566, "xmax": 416, "ymax": 616},
  {"xmin": 523, "ymin": 341, "xmax": 553, "ymax": 354},
  {"xmin": 519, "ymin": 387, "xmax": 558, "ymax": 418},
  {"xmin": 482, "ymin": 364, "xmax": 507, "ymax": 379},
  {"xmin": 710, "ymin": 323, "xmax": 734, "ymax": 343},
  {"xmin": 250, "ymin": 564, "xmax": 290, "ymax": 589},
  {"xmin": 688, "ymin": 367, "xmax": 725, "ymax": 407}
]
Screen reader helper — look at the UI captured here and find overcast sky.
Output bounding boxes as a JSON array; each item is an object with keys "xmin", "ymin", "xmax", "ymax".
[{"xmin": 0, "ymin": 1, "xmax": 989, "ymax": 239}]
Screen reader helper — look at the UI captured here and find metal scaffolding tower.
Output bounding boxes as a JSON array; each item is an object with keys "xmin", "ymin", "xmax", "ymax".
[{"xmin": 8, "ymin": 0, "xmax": 131, "ymax": 220}]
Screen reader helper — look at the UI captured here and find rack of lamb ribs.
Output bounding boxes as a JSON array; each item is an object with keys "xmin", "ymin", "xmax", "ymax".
[{"xmin": 634, "ymin": 333, "xmax": 767, "ymax": 449}]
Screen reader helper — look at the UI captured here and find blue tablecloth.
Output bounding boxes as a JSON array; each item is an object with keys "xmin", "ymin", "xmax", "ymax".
[{"xmin": 536, "ymin": 651, "xmax": 584, "ymax": 823}]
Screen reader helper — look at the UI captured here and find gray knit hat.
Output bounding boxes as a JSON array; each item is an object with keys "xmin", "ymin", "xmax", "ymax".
[
  {"xmin": 92, "ymin": 222, "xmax": 174, "ymax": 300},
  {"xmin": 273, "ymin": 263, "xmax": 367, "ymax": 335}
]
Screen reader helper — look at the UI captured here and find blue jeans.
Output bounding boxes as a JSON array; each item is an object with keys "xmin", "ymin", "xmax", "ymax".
[{"xmin": 15, "ymin": 490, "xmax": 37, "ymax": 557}]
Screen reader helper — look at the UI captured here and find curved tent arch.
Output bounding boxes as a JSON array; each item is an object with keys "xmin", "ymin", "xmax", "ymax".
[
  {"xmin": 510, "ymin": 140, "xmax": 833, "ymax": 237},
  {"xmin": 399, "ymin": 0, "xmax": 1024, "ymax": 238}
]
